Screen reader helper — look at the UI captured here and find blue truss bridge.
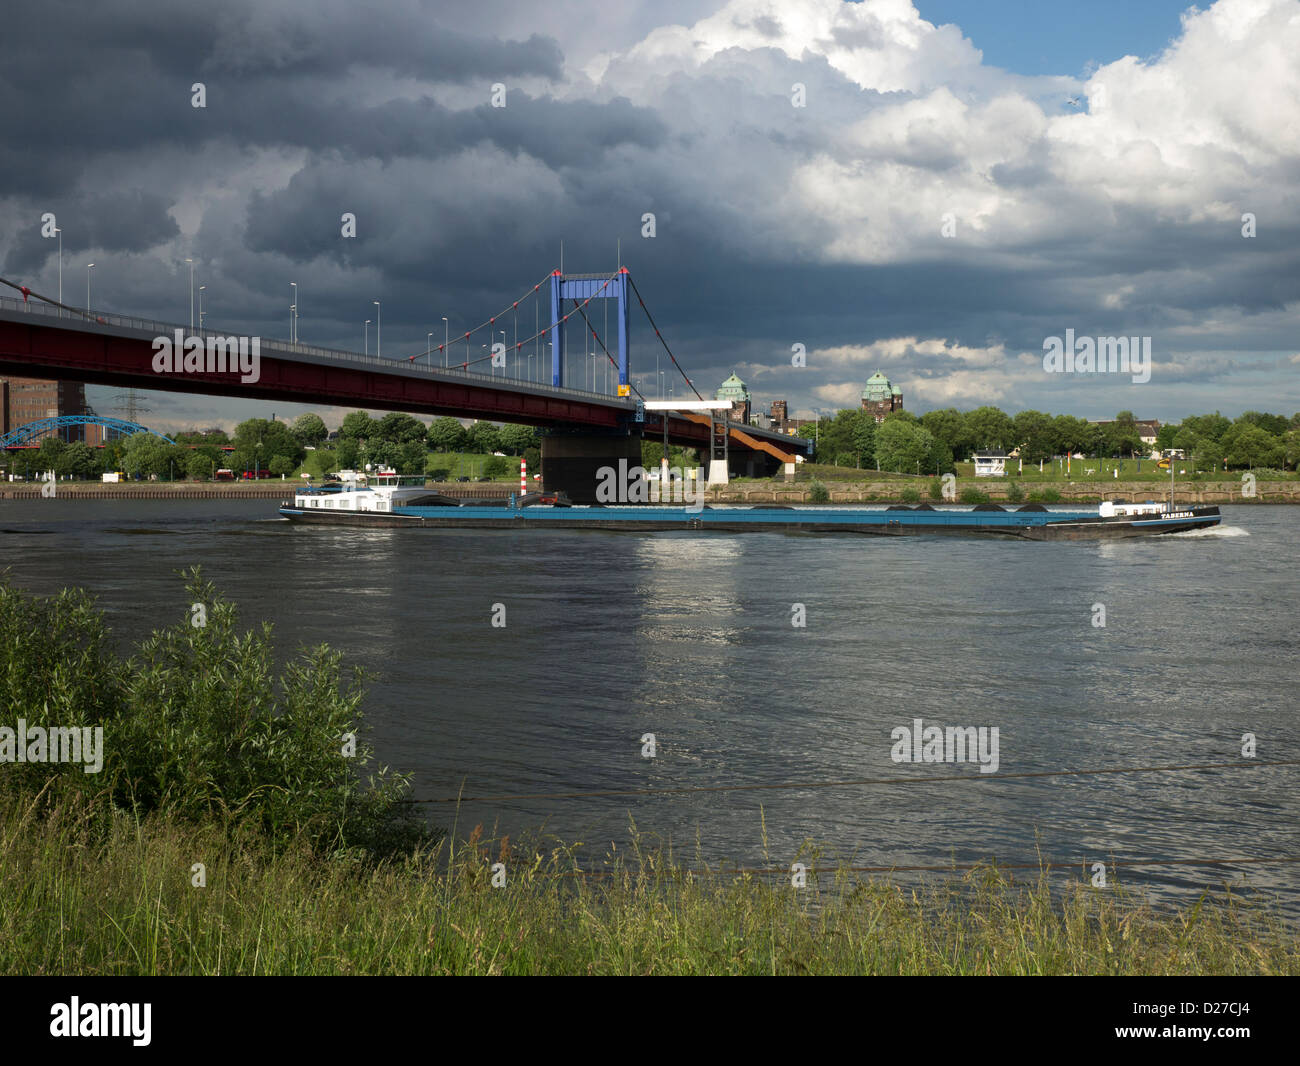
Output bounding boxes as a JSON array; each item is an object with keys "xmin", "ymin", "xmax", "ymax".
[{"xmin": 0, "ymin": 414, "xmax": 174, "ymax": 449}]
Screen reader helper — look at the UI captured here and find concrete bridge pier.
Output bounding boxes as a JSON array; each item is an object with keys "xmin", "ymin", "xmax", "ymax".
[{"xmin": 541, "ymin": 429, "xmax": 642, "ymax": 503}]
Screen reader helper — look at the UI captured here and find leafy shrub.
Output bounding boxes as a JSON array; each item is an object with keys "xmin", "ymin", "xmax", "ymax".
[
  {"xmin": 808, "ymin": 481, "xmax": 830, "ymax": 503},
  {"xmin": 0, "ymin": 570, "xmax": 433, "ymax": 859},
  {"xmin": 900, "ymin": 486, "xmax": 921, "ymax": 503},
  {"xmin": 1006, "ymin": 480, "xmax": 1025, "ymax": 503},
  {"xmin": 928, "ymin": 478, "xmax": 944, "ymax": 501},
  {"xmin": 959, "ymin": 487, "xmax": 989, "ymax": 504}
]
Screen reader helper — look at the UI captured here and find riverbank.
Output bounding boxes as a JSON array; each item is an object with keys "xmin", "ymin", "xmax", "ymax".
[
  {"xmin": 0, "ymin": 481, "xmax": 514, "ymax": 500},
  {"xmin": 3, "ymin": 792, "xmax": 1294, "ymax": 976}
]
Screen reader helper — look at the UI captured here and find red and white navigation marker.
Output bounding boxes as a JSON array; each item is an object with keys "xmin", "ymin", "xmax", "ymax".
[{"xmin": 520, "ymin": 458, "xmax": 527, "ymax": 494}]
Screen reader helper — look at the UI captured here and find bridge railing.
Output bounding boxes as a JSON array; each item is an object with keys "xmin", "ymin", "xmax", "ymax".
[{"xmin": 0, "ymin": 293, "xmax": 625, "ymax": 406}]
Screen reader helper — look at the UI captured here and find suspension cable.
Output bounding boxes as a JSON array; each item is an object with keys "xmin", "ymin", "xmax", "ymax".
[{"xmin": 626, "ymin": 274, "xmax": 703, "ymax": 401}]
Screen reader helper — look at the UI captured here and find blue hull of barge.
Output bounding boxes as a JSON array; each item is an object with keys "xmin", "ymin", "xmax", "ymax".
[{"xmin": 278, "ymin": 502, "xmax": 1222, "ymax": 540}]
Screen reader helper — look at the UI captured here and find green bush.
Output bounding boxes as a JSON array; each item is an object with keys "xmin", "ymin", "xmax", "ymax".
[
  {"xmin": 1006, "ymin": 480, "xmax": 1025, "ymax": 503},
  {"xmin": 0, "ymin": 570, "xmax": 432, "ymax": 860},
  {"xmin": 428, "ymin": 467, "xmax": 451, "ymax": 482},
  {"xmin": 959, "ymin": 487, "xmax": 989, "ymax": 504},
  {"xmin": 808, "ymin": 481, "xmax": 830, "ymax": 503},
  {"xmin": 900, "ymin": 486, "xmax": 921, "ymax": 503},
  {"xmin": 928, "ymin": 478, "xmax": 944, "ymax": 501}
]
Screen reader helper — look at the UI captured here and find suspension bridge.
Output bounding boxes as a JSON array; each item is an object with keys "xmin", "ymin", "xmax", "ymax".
[{"xmin": 0, "ymin": 268, "xmax": 810, "ymax": 501}]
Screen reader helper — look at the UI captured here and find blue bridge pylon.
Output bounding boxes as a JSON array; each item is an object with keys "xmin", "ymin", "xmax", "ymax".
[
  {"xmin": 550, "ymin": 268, "xmax": 630, "ymax": 393},
  {"xmin": 0, "ymin": 415, "xmax": 175, "ymax": 448}
]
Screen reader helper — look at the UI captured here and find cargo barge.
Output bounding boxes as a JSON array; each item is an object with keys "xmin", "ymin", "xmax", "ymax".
[{"xmin": 278, "ymin": 472, "xmax": 1221, "ymax": 541}]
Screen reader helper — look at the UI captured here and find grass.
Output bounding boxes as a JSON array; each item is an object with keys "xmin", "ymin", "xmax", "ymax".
[{"xmin": 2, "ymin": 790, "xmax": 1295, "ymax": 975}]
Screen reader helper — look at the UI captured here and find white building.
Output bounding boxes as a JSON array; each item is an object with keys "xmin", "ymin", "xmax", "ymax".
[{"xmin": 972, "ymin": 450, "xmax": 1010, "ymax": 477}]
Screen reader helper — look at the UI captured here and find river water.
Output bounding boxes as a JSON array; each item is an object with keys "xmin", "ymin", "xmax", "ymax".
[{"xmin": 5, "ymin": 497, "xmax": 1297, "ymax": 911}]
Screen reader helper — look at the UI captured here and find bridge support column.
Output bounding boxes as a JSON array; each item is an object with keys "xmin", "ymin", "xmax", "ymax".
[
  {"xmin": 707, "ymin": 411, "xmax": 729, "ymax": 486},
  {"xmin": 541, "ymin": 431, "xmax": 642, "ymax": 504}
]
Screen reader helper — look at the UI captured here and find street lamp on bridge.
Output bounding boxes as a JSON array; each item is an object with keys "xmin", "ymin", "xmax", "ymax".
[
  {"xmin": 198, "ymin": 285, "xmax": 206, "ymax": 330},
  {"xmin": 185, "ymin": 258, "xmax": 194, "ymax": 330},
  {"xmin": 86, "ymin": 263, "xmax": 94, "ymax": 311},
  {"xmin": 373, "ymin": 300, "xmax": 381, "ymax": 358},
  {"xmin": 53, "ymin": 226, "xmax": 62, "ymax": 306},
  {"xmin": 290, "ymin": 282, "xmax": 298, "ymax": 343},
  {"xmin": 365, "ymin": 319, "xmax": 370, "ymax": 356}
]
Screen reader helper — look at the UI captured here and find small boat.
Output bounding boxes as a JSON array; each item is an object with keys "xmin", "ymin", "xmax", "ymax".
[{"xmin": 280, "ymin": 476, "xmax": 1221, "ymax": 540}]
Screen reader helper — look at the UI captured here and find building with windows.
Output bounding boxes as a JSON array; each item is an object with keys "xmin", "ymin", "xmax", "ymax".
[
  {"xmin": 861, "ymin": 371, "xmax": 903, "ymax": 422},
  {"xmin": 0, "ymin": 377, "xmax": 90, "ymax": 440},
  {"xmin": 715, "ymin": 372, "xmax": 751, "ymax": 423},
  {"xmin": 766, "ymin": 399, "xmax": 817, "ymax": 436},
  {"xmin": 972, "ymin": 450, "xmax": 1011, "ymax": 477}
]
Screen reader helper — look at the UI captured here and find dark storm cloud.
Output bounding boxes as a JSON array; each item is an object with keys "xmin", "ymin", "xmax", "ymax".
[
  {"xmin": 0, "ymin": 0, "xmax": 563, "ymax": 198},
  {"xmin": 3, "ymin": 190, "xmax": 180, "ymax": 275}
]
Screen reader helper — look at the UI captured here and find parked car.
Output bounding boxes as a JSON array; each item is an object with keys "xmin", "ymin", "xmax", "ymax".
[{"xmin": 456, "ymin": 476, "xmax": 471, "ymax": 482}]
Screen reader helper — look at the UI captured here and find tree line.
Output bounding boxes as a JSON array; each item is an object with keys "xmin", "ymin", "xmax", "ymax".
[
  {"xmin": 806, "ymin": 407, "xmax": 1300, "ymax": 475},
  {"xmin": 6, "ymin": 412, "xmax": 542, "ymax": 481}
]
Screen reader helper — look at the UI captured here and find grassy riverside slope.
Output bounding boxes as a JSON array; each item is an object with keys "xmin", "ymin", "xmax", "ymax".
[{"xmin": 2, "ymin": 792, "xmax": 1296, "ymax": 975}]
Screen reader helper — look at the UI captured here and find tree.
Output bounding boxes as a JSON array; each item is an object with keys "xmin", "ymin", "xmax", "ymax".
[
  {"xmin": 1192, "ymin": 438, "xmax": 1223, "ymax": 473},
  {"xmin": 123, "ymin": 432, "xmax": 172, "ymax": 477},
  {"xmin": 185, "ymin": 450, "xmax": 215, "ymax": 480},
  {"xmin": 1012, "ymin": 410, "xmax": 1055, "ymax": 464},
  {"xmin": 55, "ymin": 442, "xmax": 95, "ymax": 479},
  {"xmin": 483, "ymin": 455, "xmax": 510, "ymax": 478},
  {"xmin": 927, "ymin": 437, "xmax": 954, "ymax": 476},
  {"xmin": 851, "ymin": 416, "xmax": 876, "ymax": 468},
  {"xmin": 1284, "ymin": 430, "xmax": 1300, "ymax": 471},
  {"xmin": 268, "ymin": 455, "xmax": 295, "ymax": 477},
  {"xmin": 1052, "ymin": 415, "xmax": 1090, "ymax": 457},
  {"xmin": 36, "ymin": 437, "xmax": 67, "ymax": 474},
  {"xmin": 428, "ymin": 417, "xmax": 467, "ymax": 453},
  {"xmin": 465, "ymin": 422, "xmax": 500, "ymax": 454},
  {"xmin": 290, "ymin": 413, "xmax": 329, "ymax": 447},
  {"xmin": 1182, "ymin": 412, "xmax": 1231, "ymax": 442},
  {"xmin": 1222, "ymin": 423, "xmax": 1283, "ymax": 469},
  {"xmin": 814, "ymin": 410, "xmax": 868, "ymax": 465},
  {"xmin": 1238, "ymin": 411, "xmax": 1289, "ymax": 437},
  {"xmin": 339, "ymin": 411, "xmax": 376, "ymax": 442},
  {"xmin": 397, "ymin": 441, "xmax": 428, "ymax": 475},
  {"xmin": 874, "ymin": 419, "xmax": 934, "ymax": 474},
  {"xmin": 1101, "ymin": 422, "xmax": 1142, "ymax": 458},
  {"xmin": 964, "ymin": 406, "xmax": 1014, "ymax": 451},
  {"xmin": 363, "ymin": 440, "xmax": 400, "ymax": 469},
  {"xmin": 920, "ymin": 408, "xmax": 968, "ymax": 459},
  {"xmin": 335, "ymin": 439, "xmax": 360, "ymax": 469},
  {"xmin": 231, "ymin": 419, "xmax": 304, "ymax": 474},
  {"xmin": 376, "ymin": 412, "xmax": 426, "ymax": 445},
  {"xmin": 498, "ymin": 423, "xmax": 538, "ymax": 455}
]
